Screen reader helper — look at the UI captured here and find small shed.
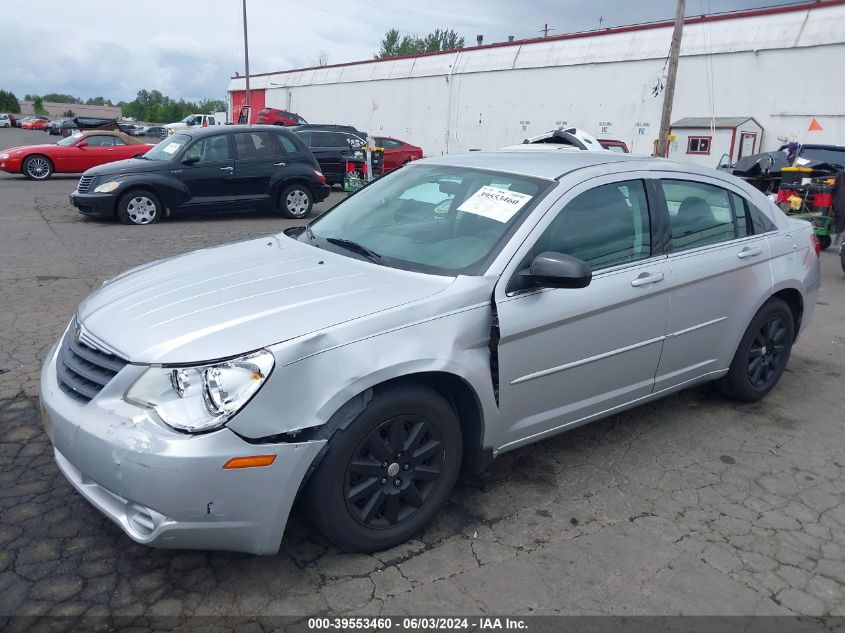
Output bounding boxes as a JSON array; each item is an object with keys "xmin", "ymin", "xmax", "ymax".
[{"xmin": 668, "ymin": 117, "xmax": 764, "ymax": 167}]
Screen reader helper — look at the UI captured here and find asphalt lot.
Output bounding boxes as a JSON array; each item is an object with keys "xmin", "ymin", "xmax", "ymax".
[{"xmin": 1, "ymin": 126, "xmax": 844, "ymax": 621}]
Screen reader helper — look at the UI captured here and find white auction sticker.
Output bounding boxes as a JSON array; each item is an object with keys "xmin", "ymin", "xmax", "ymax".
[
  {"xmin": 162, "ymin": 143, "xmax": 181, "ymax": 155},
  {"xmin": 457, "ymin": 186, "xmax": 533, "ymax": 223}
]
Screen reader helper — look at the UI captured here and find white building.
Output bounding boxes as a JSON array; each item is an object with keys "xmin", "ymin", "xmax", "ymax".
[
  {"xmin": 228, "ymin": 0, "xmax": 845, "ymax": 160},
  {"xmin": 668, "ymin": 116, "xmax": 764, "ymax": 167}
]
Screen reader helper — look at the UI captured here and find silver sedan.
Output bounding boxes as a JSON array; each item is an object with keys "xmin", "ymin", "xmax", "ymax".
[{"xmin": 39, "ymin": 151, "xmax": 820, "ymax": 553}]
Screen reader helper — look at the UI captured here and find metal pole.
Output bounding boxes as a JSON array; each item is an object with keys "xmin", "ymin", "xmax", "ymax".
[
  {"xmin": 656, "ymin": 0, "xmax": 685, "ymax": 157},
  {"xmin": 243, "ymin": 0, "xmax": 250, "ymax": 111}
]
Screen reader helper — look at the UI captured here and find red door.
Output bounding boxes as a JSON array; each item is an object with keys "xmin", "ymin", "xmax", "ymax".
[{"xmin": 230, "ymin": 89, "xmax": 266, "ymax": 123}]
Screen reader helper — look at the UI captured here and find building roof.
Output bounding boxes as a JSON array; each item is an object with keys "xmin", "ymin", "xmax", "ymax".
[
  {"xmin": 230, "ymin": 0, "xmax": 844, "ymax": 89},
  {"xmin": 671, "ymin": 117, "xmax": 757, "ymax": 128}
]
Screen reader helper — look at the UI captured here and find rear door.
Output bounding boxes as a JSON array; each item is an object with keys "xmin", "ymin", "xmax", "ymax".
[
  {"xmin": 174, "ymin": 133, "xmax": 236, "ymax": 209},
  {"xmin": 232, "ymin": 130, "xmax": 285, "ymax": 207},
  {"xmin": 308, "ymin": 131, "xmax": 346, "ymax": 183},
  {"xmin": 495, "ymin": 175, "xmax": 671, "ymax": 450},
  {"xmin": 653, "ymin": 176, "xmax": 773, "ymax": 392}
]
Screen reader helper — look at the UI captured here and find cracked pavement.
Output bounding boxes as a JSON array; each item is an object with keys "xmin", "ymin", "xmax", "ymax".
[{"xmin": 1, "ymin": 128, "xmax": 844, "ymax": 620}]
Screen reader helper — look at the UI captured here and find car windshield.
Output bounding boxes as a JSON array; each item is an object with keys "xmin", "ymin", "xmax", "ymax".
[
  {"xmin": 57, "ymin": 133, "xmax": 85, "ymax": 147},
  {"xmin": 304, "ymin": 165, "xmax": 553, "ymax": 275},
  {"xmin": 143, "ymin": 135, "xmax": 190, "ymax": 161}
]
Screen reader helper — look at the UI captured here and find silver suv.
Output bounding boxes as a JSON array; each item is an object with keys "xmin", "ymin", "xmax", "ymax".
[{"xmin": 40, "ymin": 151, "xmax": 820, "ymax": 553}]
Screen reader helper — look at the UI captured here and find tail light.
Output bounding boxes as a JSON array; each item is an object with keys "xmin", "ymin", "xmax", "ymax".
[
  {"xmin": 312, "ymin": 170, "xmax": 326, "ymax": 183},
  {"xmin": 811, "ymin": 234, "xmax": 821, "ymax": 256}
]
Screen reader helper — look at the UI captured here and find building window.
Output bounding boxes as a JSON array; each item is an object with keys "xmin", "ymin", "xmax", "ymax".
[{"xmin": 687, "ymin": 136, "xmax": 711, "ymax": 155}]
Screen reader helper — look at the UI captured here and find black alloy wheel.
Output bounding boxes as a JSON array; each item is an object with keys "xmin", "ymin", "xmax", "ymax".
[
  {"xmin": 747, "ymin": 315, "xmax": 789, "ymax": 389},
  {"xmin": 344, "ymin": 415, "xmax": 445, "ymax": 529}
]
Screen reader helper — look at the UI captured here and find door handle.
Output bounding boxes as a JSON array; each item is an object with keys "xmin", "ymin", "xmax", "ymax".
[
  {"xmin": 737, "ymin": 246, "xmax": 763, "ymax": 259},
  {"xmin": 220, "ymin": 166, "xmax": 233, "ymax": 171},
  {"xmin": 273, "ymin": 162, "xmax": 286, "ymax": 167},
  {"xmin": 631, "ymin": 272, "xmax": 665, "ymax": 287}
]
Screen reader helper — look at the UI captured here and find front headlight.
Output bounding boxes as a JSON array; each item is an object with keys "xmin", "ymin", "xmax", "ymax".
[
  {"xmin": 94, "ymin": 181, "xmax": 120, "ymax": 193},
  {"xmin": 125, "ymin": 350, "xmax": 275, "ymax": 433},
  {"xmin": 0, "ymin": 153, "xmax": 9, "ymax": 159}
]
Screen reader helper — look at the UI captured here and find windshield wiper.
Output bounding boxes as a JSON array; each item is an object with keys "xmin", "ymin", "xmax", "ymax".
[{"xmin": 325, "ymin": 237, "xmax": 384, "ymax": 265}]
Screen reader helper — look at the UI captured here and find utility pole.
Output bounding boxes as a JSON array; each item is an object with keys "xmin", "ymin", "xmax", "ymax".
[
  {"xmin": 242, "ymin": 0, "xmax": 251, "ymax": 110},
  {"xmin": 656, "ymin": 0, "xmax": 686, "ymax": 157},
  {"xmin": 539, "ymin": 23, "xmax": 555, "ymax": 37}
]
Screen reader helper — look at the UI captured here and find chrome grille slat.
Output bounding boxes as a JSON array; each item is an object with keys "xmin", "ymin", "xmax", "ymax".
[
  {"xmin": 56, "ymin": 326, "xmax": 128, "ymax": 403},
  {"xmin": 76, "ymin": 175, "xmax": 95, "ymax": 193}
]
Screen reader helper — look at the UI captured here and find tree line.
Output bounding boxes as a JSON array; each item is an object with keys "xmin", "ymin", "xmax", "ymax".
[
  {"xmin": 1, "ymin": 89, "xmax": 227, "ymax": 123},
  {"xmin": 375, "ymin": 28, "xmax": 464, "ymax": 59}
]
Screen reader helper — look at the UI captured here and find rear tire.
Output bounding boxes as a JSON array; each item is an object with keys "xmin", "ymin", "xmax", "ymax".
[
  {"xmin": 818, "ymin": 235, "xmax": 832, "ymax": 250},
  {"xmin": 305, "ymin": 384, "xmax": 462, "ymax": 552},
  {"xmin": 717, "ymin": 298, "xmax": 794, "ymax": 402},
  {"xmin": 23, "ymin": 155, "xmax": 53, "ymax": 180},
  {"xmin": 116, "ymin": 190, "xmax": 162, "ymax": 225},
  {"xmin": 278, "ymin": 184, "xmax": 313, "ymax": 219}
]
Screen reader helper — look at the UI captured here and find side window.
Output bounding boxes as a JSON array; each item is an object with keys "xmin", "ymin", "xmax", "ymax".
[
  {"xmin": 345, "ymin": 134, "xmax": 366, "ymax": 149},
  {"xmin": 295, "ymin": 131, "xmax": 312, "ymax": 147},
  {"xmin": 184, "ymin": 135, "xmax": 231, "ymax": 162},
  {"xmin": 275, "ymin": 134, "xmax": 298, "ymax": 153},
  {"xmin": 111, "ymin": 136, "xmax": 126, "ymax": 146},
  {"xmin": 662, "ymin": 180, "xmax": 739, "ymax": 251},
  {"xmin": 687, "ymin": 137, "xmax": 711, "ymax": 155},
  {"xmin": 378, "ymin": 138, "xmax": 401, "ymax": 149},
  {"xmin": 207, "ymin": 116, "xmax": 215, "ymax": 126},
  {"xmin": 86, "ymin": 136, "xmax": 114, "ymax": 147},
  {"xmin": 234, "ymin": 132, "xmax": 277, "ymax": 158},
  {"xmin": 310, "ymin": 132, "xmax": 332, "ymax": 147},
  {"xmin": 730, "ymin": 193, "xmax": 751, "ymax": 238},
  {"xmin": 533, "ymin": 180, "xmax": 652, "ymax": 271},
  {"xmin": 747, "ymin": 199, "xmax": 777, "ymax": 234}
]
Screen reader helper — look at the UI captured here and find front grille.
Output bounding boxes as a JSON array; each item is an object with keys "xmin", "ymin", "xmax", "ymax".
[
  {"xmin": 57, "ymin": 327, "xmax": 128, "ymax": 403},
  {"xmin": 76, "ymin": 175, "xmax": 95, "ymax": 193}
]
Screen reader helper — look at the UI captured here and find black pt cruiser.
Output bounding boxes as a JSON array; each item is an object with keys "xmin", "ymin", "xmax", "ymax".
[{"xmin": 69, "ymin": 125, "xmax": 331, "ymax": 225}]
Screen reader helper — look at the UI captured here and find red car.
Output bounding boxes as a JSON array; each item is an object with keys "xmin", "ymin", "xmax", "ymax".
[
  {"xmin": 21, "ymin": 117, "xmax": 50, "ymax": 130},
  {"xmin": 374, "ymin": 136, "xmax": 424, "ymax": 172},
  {"xmin": 0, "ymin": 131, "xmax": 155, "ymax": 180},
  {"xmin": 256, "ymin": 108, "xmax": 307, "ymax": 126}
]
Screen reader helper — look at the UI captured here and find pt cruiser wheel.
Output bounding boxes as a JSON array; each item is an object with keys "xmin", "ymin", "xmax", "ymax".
[
  {"xmin": 23, "ymin": 155, "xmax": 53, "ymax": 180},
  {"xmin": 306, "ymin": 384, "xmax": 462, "ymax": 552},
  {"xmin": 117, "ymin": 190, "xmax": 162, "ymax": 225},
  {"xmin": 279, "ymin": 184, "xmax": 313, "ymax": 219},
  {"xmin": 718, "ymin": 298, "xmax": 794, "ymax": 402}
]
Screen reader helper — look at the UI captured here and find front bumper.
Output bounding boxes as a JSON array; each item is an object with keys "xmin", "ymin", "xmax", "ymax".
[
  {"xmin": 39, "ymin": 339, "xmax": 325, "ymax": 554},
  {"xmin": 69, "ymin": 191, "xmax": 116, "ymax": 218},
  {"xmin": 0, "ymin": 157, "xmax": 22, "ymax": 174}
]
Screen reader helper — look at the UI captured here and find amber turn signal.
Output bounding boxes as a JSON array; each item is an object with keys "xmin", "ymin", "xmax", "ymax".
[{"xmin": 223, "ymin": 455, "xmax": 277, "ymax": 469}]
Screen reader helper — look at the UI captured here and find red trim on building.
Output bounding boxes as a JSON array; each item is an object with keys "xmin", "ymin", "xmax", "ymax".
[
  {"xmin": 728, "ymin": 128, "xmax": 737, "ymax": 161},
  {"xmin": 232, "ymin": 0, "xmax": 845, "ymax": 81}
]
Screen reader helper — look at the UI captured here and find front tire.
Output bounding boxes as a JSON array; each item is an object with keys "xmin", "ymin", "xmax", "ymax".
[
  {"xmin": 23, "ymin": 155, "xmax": 53, "ymax": 180},
  {"xmin": 718, "ymin": 298, "xmax": 794, "ymax": 402},
  {"xmin": 818, "ymin": 235, "xmax": 832, "ymax": 250},
  {"xmin": 279, "ymin": 184, "xmax": 313, "ymax": 219},
  {"xmin": 116, "ymin": 190, "xmax": 162, "ymax": 225},
  {"xmin": 306, "ymin": 384, "xmax": 463, "ymax": 552}
]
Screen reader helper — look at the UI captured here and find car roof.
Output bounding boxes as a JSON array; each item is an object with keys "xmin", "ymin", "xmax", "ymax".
[
  {"xmin": 418, "ymin": 150, "xmax": 727, "ymax": 181},
  {"xmin": 178, "ymin": 124, "xmax": 296, "ymax": 139}
]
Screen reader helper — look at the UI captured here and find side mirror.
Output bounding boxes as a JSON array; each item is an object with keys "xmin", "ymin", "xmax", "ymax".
[
  {"xmin": 181, "ymin": 155, "xmax": 200, "ymax": 165},
  {"xmin": 77, "ymin": 140, "xmax": 88, "ymax": 148},
  {"xmin": 518, "ymin": 252, "xmax": 592, "ymax": 289}
]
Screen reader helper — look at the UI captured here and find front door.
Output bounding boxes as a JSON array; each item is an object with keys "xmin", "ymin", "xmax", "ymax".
[
  {"xmin": 495, "ymin": 177, "xmax": 671, "ymax": 451},
  {"xmin": 74, "ymin": 135, "xmax": 120, "ymax": 171},
  {"xmin": 174, "ymin": 133, "xmax": 236, "ymax": 208},
  {"xmin": 738, "ymin": 132, "xmax": 757, "ymax": 160},
  {"xmin": 653, "ymin": 176, "xmax": 772, "ymax": 391}
]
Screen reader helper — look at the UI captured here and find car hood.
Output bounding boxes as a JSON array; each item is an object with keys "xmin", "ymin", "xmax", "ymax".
[
  {"xmin": 3, "ymin": 144, "xmax": 56, "ymax": 155},
  {"xmin": 83, "ymin": 157, "xmax": 167, "ymax": 178},
  {"xmin": 76, "ymin": 235, "xmax": 455, "ymax": 364}
]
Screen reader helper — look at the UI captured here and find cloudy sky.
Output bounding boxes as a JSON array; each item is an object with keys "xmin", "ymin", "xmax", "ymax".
[{"xmin": 3, "ymin": 0, "xmax": 799, "ymax": 104}]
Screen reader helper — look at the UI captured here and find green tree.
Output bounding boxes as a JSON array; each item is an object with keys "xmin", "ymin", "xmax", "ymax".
[
  {"xmin": 198, "ymin": 98, "xmax": 227, "ymax": 114},
  {"xmin": 42, "ymin": 93, "xmax": 82, "ymax": 104},
  {"xmin": 375, "ymin": 27, "xmax": 464, "ymax": 58},
  {"xmin": 85, "ymin": 96, "xmax": 114, "ymax": 106},
  {"xmin": 0, "ymin": 90, "xmax": 21, "ymax": 113},
  {"xmin": 32, "ymin": 96, "xmax": 46, "ymax": 115}
]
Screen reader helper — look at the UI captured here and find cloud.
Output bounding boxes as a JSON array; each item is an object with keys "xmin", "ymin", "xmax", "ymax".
[{"xmin": 3, "ymin": 0, "xmax": 800, "ymax": 103}]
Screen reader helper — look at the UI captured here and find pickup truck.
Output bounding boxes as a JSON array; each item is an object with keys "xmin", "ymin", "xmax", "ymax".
[{"xmin": 161, "ymin": 113, "xmax": 223, "ymax": 138}]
